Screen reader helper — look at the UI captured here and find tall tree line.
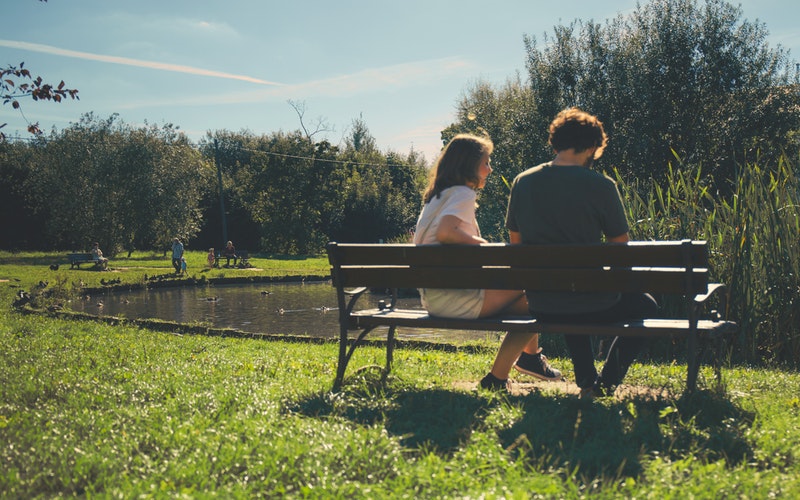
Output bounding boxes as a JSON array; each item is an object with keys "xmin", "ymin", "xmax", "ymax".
[
  {"xmin": 0, "ymin": 113, "xmax": 426, "ymax": 255},
  {"xmin": 442, "ymin": 0, "xmax": 799, "ymax": 242},
  {"xmin": 198, "ymin": 123, "xmax": 425, "ymax": 254},
  {"xmin": 0, "ymin": 114, "xmax": 210, "ymax": 254}
]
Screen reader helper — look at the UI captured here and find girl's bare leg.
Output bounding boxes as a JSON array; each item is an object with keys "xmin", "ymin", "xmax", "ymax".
[{"xmin": 479, "ymin": 291, "xmax": 542, "ymax": 379}]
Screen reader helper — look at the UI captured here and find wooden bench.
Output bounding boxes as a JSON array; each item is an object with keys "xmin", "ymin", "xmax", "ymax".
[
  {"xmin": 67, "ymin": 253, "xmax": 104, "ymax": 269},
  {"xmin": 326, "ymin": 240, "xmax": 737, "ymax": 392}
]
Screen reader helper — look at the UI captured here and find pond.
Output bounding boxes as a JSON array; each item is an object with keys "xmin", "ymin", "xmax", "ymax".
[{"xmin": 72, "ymin": 281, "xmax": 498, "ymax": 343}]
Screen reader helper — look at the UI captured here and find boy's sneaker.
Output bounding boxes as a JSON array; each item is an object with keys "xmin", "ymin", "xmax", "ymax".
[
  {"xmin": 514, "ymin": 351, "xmax": 563, "ymax": 381},
  {"xmin": 479, "ymin": 373, "xmax": 510, "ymax": 393}
]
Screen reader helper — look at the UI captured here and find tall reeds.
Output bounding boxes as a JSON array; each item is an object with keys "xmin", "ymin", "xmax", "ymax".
[{"xmin": 616, "ymin": 153, "xmax": 800, "ymax": 366}]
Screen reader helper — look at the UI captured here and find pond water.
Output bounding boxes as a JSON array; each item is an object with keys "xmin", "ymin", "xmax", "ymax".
[{"xmin": 71, "ymin": 281, "xmax": 498, "ymax": 343}]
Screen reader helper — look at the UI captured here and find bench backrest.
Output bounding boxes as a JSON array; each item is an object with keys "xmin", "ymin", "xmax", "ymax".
[{"xmin": 327, "ymin": 240, "xmax": 709, "ymax": 297}]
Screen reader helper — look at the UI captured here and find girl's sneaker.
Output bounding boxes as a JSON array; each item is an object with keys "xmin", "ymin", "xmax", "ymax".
[{"xmin": 479, "ymin": 372, "xmax": 510, "ymax": 393}]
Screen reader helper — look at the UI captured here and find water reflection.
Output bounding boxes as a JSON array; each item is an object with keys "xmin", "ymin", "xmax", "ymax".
[{"xmin": 72, "ymin": 281, "xmax": 497, "ymax": 342}]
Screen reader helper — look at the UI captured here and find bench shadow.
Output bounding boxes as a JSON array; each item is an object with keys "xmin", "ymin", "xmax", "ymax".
[
  {"xmin": 496, "ymin": 388, "xmax": 754, "ymax": 478},
  {"xmin": 287, "ymin": 383, "xmax": 488, "ymax": 454},
  {"xmin": 287, "ymin": 375, "xmax": 754, "ymax": 480}
]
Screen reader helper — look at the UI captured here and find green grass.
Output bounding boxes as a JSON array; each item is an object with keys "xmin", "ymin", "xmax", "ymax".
[
  {"xmin": 0, "ymin": 249, "xmax": 329, "ymax": 295},
  {"xmin": 2, "ymin": 312, "xmax": 799, "ymax": 498},
  {"xmin": 2, "ymin": 252, "xmax": 800, "ymax": 497}
]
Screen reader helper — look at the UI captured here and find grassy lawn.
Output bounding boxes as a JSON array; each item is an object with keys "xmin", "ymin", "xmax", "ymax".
[
  {"xmin": 1, "ymin": 252, "xmax": 799, "ymax": 497},
  {"xmin": 0, "ymin": 250, "xmax": 330, "ymax": 289}
]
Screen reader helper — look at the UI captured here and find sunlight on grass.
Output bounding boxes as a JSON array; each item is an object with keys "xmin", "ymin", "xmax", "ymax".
[{"xmin": 3, "ymin": 309, "xmax": 800, "ymax": 496}]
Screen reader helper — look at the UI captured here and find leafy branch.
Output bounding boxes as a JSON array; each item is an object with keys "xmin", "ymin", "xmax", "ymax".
[{"xmin": 1, "ymin": 62, "xmax": 79, "ymax": 139}]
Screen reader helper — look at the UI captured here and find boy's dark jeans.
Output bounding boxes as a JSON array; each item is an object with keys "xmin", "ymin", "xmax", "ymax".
[{"xmin": 533, "ymin": 293, "xmax": 659, "ymax": 389}]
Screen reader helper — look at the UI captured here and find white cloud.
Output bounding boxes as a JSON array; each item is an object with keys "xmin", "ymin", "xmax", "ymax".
[
  {"xmin": 0, "ymin": 39, "xmax": 282, "ymax": 86},
  {"xmin": 137, "ymin": 57, "xmax": 475, "ymax": 107}
]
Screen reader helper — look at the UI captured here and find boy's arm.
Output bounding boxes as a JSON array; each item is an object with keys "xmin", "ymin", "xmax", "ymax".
[{"xmin": 607, "ymin": 233, "xmax": 629, "ymax": 243}]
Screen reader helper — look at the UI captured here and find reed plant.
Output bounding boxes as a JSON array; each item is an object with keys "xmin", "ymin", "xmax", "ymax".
[{"xmin": 617, "ymin": 153, "xmax": 800, "ymax": 367}]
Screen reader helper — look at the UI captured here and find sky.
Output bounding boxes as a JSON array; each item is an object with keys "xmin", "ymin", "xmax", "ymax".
[{"xmin": 2, "ymin": 0, "xmax": 799, "ymax": 162}]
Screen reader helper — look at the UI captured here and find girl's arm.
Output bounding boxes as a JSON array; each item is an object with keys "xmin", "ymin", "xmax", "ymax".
[{"xmin": 435, "ymin": 215, "xmax": 487, "ymax": 244}]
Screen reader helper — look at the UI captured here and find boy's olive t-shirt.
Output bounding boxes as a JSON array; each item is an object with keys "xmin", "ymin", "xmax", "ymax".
[{"xmin": 505, "ymin": 162, "xmax": 629, "ymax": 315}]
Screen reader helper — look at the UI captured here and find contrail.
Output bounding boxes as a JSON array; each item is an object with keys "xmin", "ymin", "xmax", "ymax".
[{"xmin": 0, "ymin": 39, "xmax": 284, "ymax": 86}]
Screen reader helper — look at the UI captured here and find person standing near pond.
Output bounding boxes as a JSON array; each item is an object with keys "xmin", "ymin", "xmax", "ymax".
[
  {"xmin": 171, "ymin": 237, "xmax": 184, "ymax": 274},
  {"xmin": 207, "ymin": 248, "xmax": 216, "ymax": 268},
  {"xmin": 413, "ymin": 133, "xmax": 561, "ymax": 390},
  {"xmin": 505, "ymin": 107, "xmax": 658, "ymax": 398}
]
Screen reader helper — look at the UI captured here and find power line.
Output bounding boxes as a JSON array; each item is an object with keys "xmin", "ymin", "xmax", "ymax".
[
  {"xmin": 228, "ymin": 145, "xmax": 420, "ymax": 169},
  {"xmin": 3, "ymin": 134, "xmax": 428, "ymax": 169}
]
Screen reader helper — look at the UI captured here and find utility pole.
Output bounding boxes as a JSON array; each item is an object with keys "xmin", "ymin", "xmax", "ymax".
[{"xmin": 214, "ymin": 138, "xmax": 228, "ymax": 247}]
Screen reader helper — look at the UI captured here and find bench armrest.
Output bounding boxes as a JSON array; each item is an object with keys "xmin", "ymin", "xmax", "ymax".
[
  {"xmin": 694, "ymin": 283, "xmax": 726, "ymax": 304},
  {"xmin": 344, "ymin": 287, "xmax": 368, "ymax": 297},
  {"xmin": 342, "ymin": 287, "xmax": 369, "ymax": 316},
  {"xmin": 694, "ymin": 283, "xmax": 729, "ymax": 320}
]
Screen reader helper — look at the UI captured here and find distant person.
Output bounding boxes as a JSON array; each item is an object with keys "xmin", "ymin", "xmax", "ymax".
[
  {"xmin": 207, "ymin": 248, "xmax": 216, "ymax": 268},
  {"xmin": 91, "ymin": 242, "xmax": 109, "ymax": 270},
  {"xmin": 505, "ymin": 107, "xmax": 658, "ymax": 399},
  {"xmin": 171, "ymin": 238, "xmax": 184, "ymax": 274},
  {"xmin": 414, "ymin": 133, "xmax": 561, "ymax": 392},
  {"xmin": 223, "ymin": 241, "xmax": 238, "ymax": 267},
  {"xmin": 181, "ymin": 257, "xmax": 188, "ymax": 274}
]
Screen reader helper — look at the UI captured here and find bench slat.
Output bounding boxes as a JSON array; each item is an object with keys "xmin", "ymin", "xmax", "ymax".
[
  {"xmin": 349, "ymin": 308, "xmax": 736, "ymax": 337},
  {"xmin": 338, "ymin": 266, "xmax": 709, "ymax": 295},
  {"xmin": 329, "ymin": 241, "xmax": 708, "ymax": 268}
]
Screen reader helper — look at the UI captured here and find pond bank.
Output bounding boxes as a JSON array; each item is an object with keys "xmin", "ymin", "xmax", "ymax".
[
  {"xmin": 85, "ymin": 273, "xmax": 331, "ymax": 295},
  {"xmin": 16, "ymin": 274, "xmax": 496, "ymax": 353}
]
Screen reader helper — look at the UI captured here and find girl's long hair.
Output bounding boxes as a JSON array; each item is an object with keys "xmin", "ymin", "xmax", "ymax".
[{"xmin": 422, "ymin": 133, "xmax": 493, "ymax": 204}]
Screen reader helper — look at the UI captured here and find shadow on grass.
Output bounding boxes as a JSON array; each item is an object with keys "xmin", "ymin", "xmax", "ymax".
[
  {"xmin": 497, "ymin": 388, "xmax": 754, "ymax": 479},
  {"xmin": 288, "ymin": 383, "xmax": 487, "ymax": 454},
  {"xmin": 287, "ymin": 372, "xmax": 755, "ymax": 481}
]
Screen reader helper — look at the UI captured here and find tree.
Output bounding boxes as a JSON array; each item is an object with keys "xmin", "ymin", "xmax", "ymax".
[
  {"xmin": 446, "ymin": 0, "xmax": 798, "ymax": 243},
  {"xmin": 344, "ymin": 114, "xmax": 377, "ymax": 154},
  {"xmin": 441, "ymin": 77, "xmax": 541, "ymax": 239},
  {"xmin": 287, "ymin": 100, "xmax": 332, "ymax": 142},
  {"xmin": 0, "ymin": 139, "xmax": 49, "ymax": 249},
  {"xmin": 24, "ymin": 114, "xmax": 211, "ymax": 254},
  {"xmin": 521, "ymin": 0, "xmax": 799, "ymax": 183},
  {"xmin": 199, "ymin": 121, "xmax": 426, "ymax": 254}
]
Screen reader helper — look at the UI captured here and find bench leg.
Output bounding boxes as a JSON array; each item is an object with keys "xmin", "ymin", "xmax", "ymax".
[
  {"xmin": 333, "ymin": 326, "xmax": 378, "ymax": 391},
  {"xmin": 685, "ymin": 330, "xmax": 699, "ymax": 392},
  {"xmin": 382, "ymin": 326, "xmax": 397, "ymax": 383},
  {"xmin": 711, "ymin": 332, "xmax": 726, "ymax": 391},
  {"xmin": 333, "ymin": 323, "xmax": 350, "ymax": 391}
]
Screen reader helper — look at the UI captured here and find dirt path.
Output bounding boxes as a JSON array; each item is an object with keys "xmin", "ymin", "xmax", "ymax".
[{"xmin": 454, "ymin": 378, "xmax": 671, "ymax": 399}]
